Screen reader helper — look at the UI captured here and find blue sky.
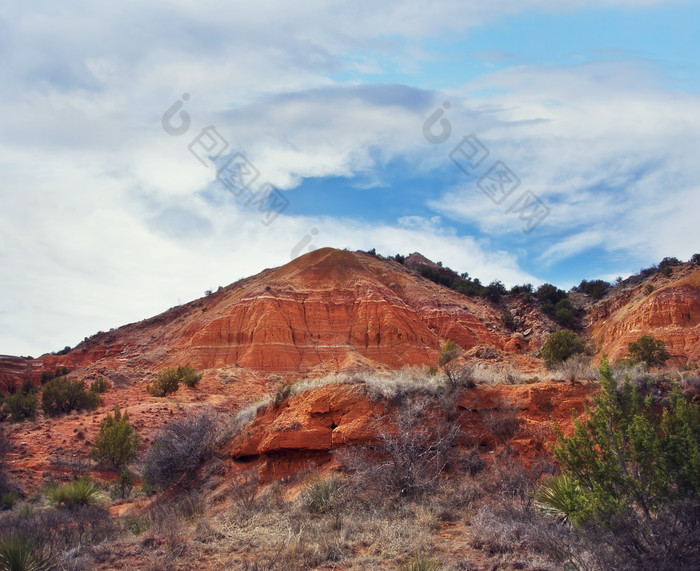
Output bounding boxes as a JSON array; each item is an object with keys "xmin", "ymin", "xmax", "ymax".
[{"xmin": 1, "ymin": 0, "xmax": 699, "ymax": 355}]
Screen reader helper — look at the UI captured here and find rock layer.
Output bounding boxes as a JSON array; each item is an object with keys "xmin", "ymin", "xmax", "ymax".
[
  {"xmin": 2, "ymin": 249, "xmax": 517, "ymax": 385},
  {"xmin": 589, "ymin": 270, "xmax": 700, "ymax": 364}
]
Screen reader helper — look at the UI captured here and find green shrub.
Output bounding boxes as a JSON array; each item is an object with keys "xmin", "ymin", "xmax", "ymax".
[
  {"xmin": 0, "ymin": 531, "xmax": 54, "ymax": 571},
  {"xmin": 111, "ymin": 468, "xmax": 134, "ymax": 499},
  {"xmin": 41, "ymin": 378, "xmax": 99, "ymax": 416},
  {"xmin": 39, "ymin": 372, "xmax": 54, "ymax": 385},
  {"xmin": 4, "ymin": 393, "xmax": 38, "ymax": 422},
  {"xmin": 178, "ymin": 365, "xmax": 203, "ymax": 388},
  {"xmin": 541, "ymin": 330, "xmax": 587, "ymax": 369},
  {"xmin": 273, "ymin": 382, "xmax": 294, "ymax": 407},
  {"xmin": 40, "ymin": 368, "xmax": 70, "ymax": 385},
  {"xmin": 554, "ymin": 307, "xmax": 577, "ymax": 328},
  {"xmin": 509, "ymin": 283, "xmax": 533, "ymax": 295},
  {"xmin": 46, "ymin": 477, "xmax": 101, "ymax": 508},
  {"xmin": 90, "ymin": 378, "xmax": 108, "ymax": 394},
  {"xmin": 659, "ymin": 256, "xmax": 681, "ymax": 269},
  {"xmin": 692, "ymin": 253, "xmax": 700, "ymax": 265},
  {"xmin": 540, "ymin": 358, "xmax": 700, "ymax": 567},
  {"xmin": 147, "ymin": 365, "xmax": 202, "ymax": 396},
  {"xmin": 91, "ymin": 407, "xmax": 139, "ymax": 470},
  {"xmin": 500, "ymin": 310, "xmax": 515, "ymax": 330},
  {"xmin": 553, "ymin": 357, "xmax": 700, "ymax": 519},
  {"xmin": 0, "ymin": 492, "xmax": 19, "ymax": 511},
  {"xmin": 533, "ymin": 474, "xmax": 587, "ymax": 525},
  {"xmin": 484, "ymin": 280, "xmax": 506, "ymax": 303},
  {"xmin": 574, "ymin": 279, "xmax": 611, "ymax": 300},
  {"xmin": 628, "ymin": 335, "xmax": 670, "ymax": 368},
  {"xmin": 18, "ymin": 380, "xmax": 37, "ymax": 395},
  {"xmin": 147, "ymin": 368, "xmax": 180, "ymax": 397},
  {"xmin": 536, "ymin": 283, "xmax": 568, "ymax": 306}
]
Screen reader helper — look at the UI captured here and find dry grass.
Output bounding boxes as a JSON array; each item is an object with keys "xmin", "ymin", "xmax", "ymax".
[{"xmin": 550, "ymin": 354, "xmax": 599, "ymax": 383}]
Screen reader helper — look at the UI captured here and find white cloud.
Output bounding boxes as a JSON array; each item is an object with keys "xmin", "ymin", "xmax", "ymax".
[
  {"xmin": 428, "ymin": 60, "xmax": 700, "ymax": 262},
  {"xmin": 0, "ymin": 0, "xmax": 696, "ymax": 356}
]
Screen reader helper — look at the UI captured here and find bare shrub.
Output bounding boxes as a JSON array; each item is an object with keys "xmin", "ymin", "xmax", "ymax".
[
  {"xmin": 459, "ymin": 446, "xmax": 486, "ymax": 477},
  {"xmin": 612, "ymin": 360, "xmax": 655, "ymax": 393},
  {"xmin": 142, "ymin": 408, "xmax": 222, "ymax": 491},
  {"xmin": 0, "ymin": 505, "xmax": 116, "ymax": 559},
  {"xmin": 49, "ymin": 452, "xmax": 92, "ymax": 483},
  {"xmin": 481, "ymin": 402, "xmax": 521, "ymax": 446},
  {"xmin": 679, "ymin": 370, "xmax": 700, "ymax": 393},
  {"xmin": 471, "ymin": 363, "xmax": 523, "ymax": 385},
  {"xmin": 529, "ymin": 499, "xmax": 700, "ymax": 570},
  {"xmin": 443, "ymin": 361, "xmax": 476, "ymax": 390},
  {"xmin": 228, "ymin": 472, "xmax": 261, "ymax": 521},
  {"xmin": 469, "ymin": 502, "xmax": 568, "ymax": 569},
  {"xmin": 554, "ymin": 353, "xmax": 597, "ymax": 382},
  {"xmin": 0, "ymin": 428, "xmax": 16, "ymax": 497},
  {"xmin": 339, "ymin": 398, "xmax": 459, "ymax": 499},
  {"xmin": 360, "ymin": 368, "xmax": 444, "ymax": 403}
]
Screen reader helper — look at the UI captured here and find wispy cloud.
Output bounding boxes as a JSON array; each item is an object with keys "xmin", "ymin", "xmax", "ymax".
[{"xmin": 0, "ymin": 0, "xmax": 697, "ymax": 355}]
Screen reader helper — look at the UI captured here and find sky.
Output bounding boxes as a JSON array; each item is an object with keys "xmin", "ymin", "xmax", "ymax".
[{"xmin": 1, "ymin": 0, "xmax": 699, "ymax": 356}]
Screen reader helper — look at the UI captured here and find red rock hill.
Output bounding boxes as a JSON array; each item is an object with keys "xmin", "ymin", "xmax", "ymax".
[{"xmin": 3, "ymin": 248, "xmax": 530, "ymax": 390}]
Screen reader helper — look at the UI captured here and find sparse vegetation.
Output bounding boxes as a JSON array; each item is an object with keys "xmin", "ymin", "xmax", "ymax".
[
  {"xmin": 89, "ymin": 377, "xmax": 108, "ymax": 394},
  {"xmin": 628, "ymin": 335, "xmax": 671, "ymax": 368},
  {"xmin": 91, "ymin": 407, "xmax": 139, "ymax": 470},
  {"xmin": 46, "ymin": 477, "xmax": 101, "ymax": 508},
  {"xmin": 3, "ymin": 392, "xmax": 39, "ymax": 422},
  {"xmin": 142, "ymin": 409, "xmax": 221, "ymax": 491},
  {"xmin": 538, "ymin": 356, "xmax": 700, "ymax": 568},
  {"xmin": 573, "ymin": 278, "xmax": 611, "ymax": 300},
  {"xmin": 147, "ymin": 365, "xmax": 203, "ymax": 396},
  {"xmin": 41, "ymin": 377, "xmax": 99, "ymax": 416},
  {"xmin": 273, "ymin": 382, "xmax": 294, "ymax": 406},
  {"xmin": 302, "ymin": 476, "xmax": 343, "ymax": 515},
  {"xmin": 2, "ymin": 253, "xmax": 699, "ymax": 569},
  {"xmin": 111, "ymin": 468, "xmax": 135, "ymax": 499},
  {"xmin": 500, "ymin": 309, "xmax": 515, "ymax": 330},
  {"xmin": 541, "ymin": 330, "xmax": 587, "ymax": 369}
]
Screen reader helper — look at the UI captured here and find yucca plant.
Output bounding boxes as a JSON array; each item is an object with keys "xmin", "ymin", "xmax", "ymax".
[
  {"xmin": 533, "ymin": 474, "xmax": 588, "ymax": 525},
  {"xmin": 0, "ymin": 531, "xmax": 54, "ymax": 571},
  {"xmin": 400, "ymin": 554, "xmax": 441, "ymax": 571},
  {"xmin": 45, "ymin": 477, "xmax": 101, "ymax": 508},
  {"xmin": 302, "ymin": 476, "xmax": 342, "ymax": 515}
]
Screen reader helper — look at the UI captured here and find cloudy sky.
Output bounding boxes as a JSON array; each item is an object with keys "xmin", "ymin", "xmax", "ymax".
[{"xmin": 1, "ymin": 1, "xmax": 699, "ymax": 356}]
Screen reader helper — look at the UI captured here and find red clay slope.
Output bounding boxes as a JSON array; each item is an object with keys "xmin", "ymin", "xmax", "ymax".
[
  {"xmin": 4, "ymin": 248, "xmax": 525, "ymax": 388},
  {"xmin": 589, "ymin": 269, "xmax": 700, "ymax": 365}
]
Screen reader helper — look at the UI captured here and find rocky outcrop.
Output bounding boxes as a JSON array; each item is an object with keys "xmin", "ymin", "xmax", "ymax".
[
  {"xmin": 590, "ymin": 271, "xmax": 700, "ymax": 364},
  {"xmin": 1, "ymin": 249, "xmax": 522, "ymax": 385},
  {"xmin": 230, "ymin": 384, "xmax": 384, "ymax": 458},
  {"xmin": 229, "ymin": 380, "xmax": 599, "ymax": 477}
]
